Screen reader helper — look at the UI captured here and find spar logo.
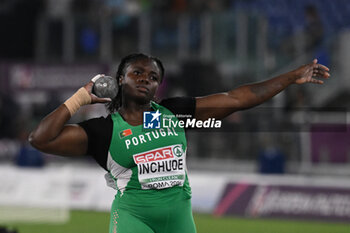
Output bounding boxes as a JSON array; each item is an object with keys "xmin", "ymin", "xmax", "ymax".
[
  {"xmin": 143, "ymin": 110, "xmax": 161, "ymax": 129},
  {"xmin": 133, "ymin": 146, "xmax": 174, "ymax": 164},
  {"xmin": 134, "ymin": 144, "xmax": 185, "ymax": 177}
]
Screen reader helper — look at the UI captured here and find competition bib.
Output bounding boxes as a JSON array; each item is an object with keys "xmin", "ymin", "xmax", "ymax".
[{"xmin": 133, "ymin": 144, "xmax": 186, "ymax": 190}]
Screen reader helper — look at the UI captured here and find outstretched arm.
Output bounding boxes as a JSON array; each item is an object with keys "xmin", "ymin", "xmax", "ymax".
[
  {"xmin": 29, "ymin": 77, "xmax": 111, "ymax": 156},
  {"xmin": 195, "ymin": 59, "xmax": 330, "ymax": 120}
]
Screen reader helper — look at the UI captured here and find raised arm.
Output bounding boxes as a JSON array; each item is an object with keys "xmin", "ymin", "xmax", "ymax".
[
  {"xmin": 195, "ymin": 59, "xmax": 330, "ymax": 120},
  {"xmin": 29, "ymin": 78, "xmax": 111, "ymax": 156}
]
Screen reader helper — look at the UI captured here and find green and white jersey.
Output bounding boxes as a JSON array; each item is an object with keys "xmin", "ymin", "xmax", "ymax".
[{"xmin": 79, "ymin": 97, "xmax": 196, "ymax": 206}]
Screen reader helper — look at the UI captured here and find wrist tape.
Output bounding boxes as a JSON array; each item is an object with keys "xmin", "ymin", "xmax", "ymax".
[{"xmin": 64, "ymin": 87, "xmax": 91, "ymax": 116}]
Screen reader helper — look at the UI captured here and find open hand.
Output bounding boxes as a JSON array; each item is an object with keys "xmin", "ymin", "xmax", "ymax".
[{"xmin": 294, "ymin": 59, "xmax": 330, "ymax": 85}]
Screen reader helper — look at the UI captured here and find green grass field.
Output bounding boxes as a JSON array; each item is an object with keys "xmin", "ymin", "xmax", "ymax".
[{"xmin": 4, "ymin": 210, "xmax": 350, "ymax": 233}]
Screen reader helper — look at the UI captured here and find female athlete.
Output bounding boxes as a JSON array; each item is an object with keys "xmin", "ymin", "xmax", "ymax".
[{"xmin": 29, "ymin": 53, "xmax": 330, "ymax": 233}]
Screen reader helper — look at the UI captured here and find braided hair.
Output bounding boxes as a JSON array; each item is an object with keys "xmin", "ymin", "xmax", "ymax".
[{"xmin": 106, "ymin": 53, "xmax": 165, "ymax": 113}]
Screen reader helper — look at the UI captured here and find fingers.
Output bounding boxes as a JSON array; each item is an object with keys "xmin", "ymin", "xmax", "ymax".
[
  {"xmin": 83, "ymin": 81, "xmax": 94, "ymax": 93},
  {"xmin": 317, "ymin": 64, "xmax": 330, "ymax": 71},
  {"xmin": 310, "ymin": 59, "xmax": 330, "ymax": 79},
  {"xmin": 313, "ymin": 63, "xmax": 330, "ymax": 72},
  {"xmin": 85, "ymin": 74, "xmax": 106, "ymax": 92},
  {"xmin": 95, "ymin": 97, "xmax": 112, "ymax": 103},
  {"xmin": 310, "ymin": 78, "xmax": 324, "ymax": 84},
  {"xmin": 90, "ymin": 94, "xmax": 112, "ymax": 104},
  {"xmin": 314, "ymin": 69, "xmax": 330, "ymax": 79},
  {"xmin": 83, "ymin": 74, "xmax": 111, "ymax": 104},
  {"xmin": 296, "ymin": 60, "xmax": 330, "ymax": 85},
  {"xmin": 312, "ymin": 66, "xmax": 330, "ymax": 79},
  {"xmin": 311, "ymin": 58, "xmax": 330, "ymax": 71}
]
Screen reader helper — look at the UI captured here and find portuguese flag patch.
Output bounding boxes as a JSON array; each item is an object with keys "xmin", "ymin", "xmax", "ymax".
[{"xmin": 119, "ymin": 129, "xmax": 132, "ymax": 138}]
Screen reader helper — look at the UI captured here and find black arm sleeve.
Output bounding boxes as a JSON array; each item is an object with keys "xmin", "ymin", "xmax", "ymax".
[
  {"xmin": 159, "ymin": 96, "xmax": 196, "ymax": 119},
  {"xmin": 78, "ymin": 116, "xmax": 113, "ymax": 171}
]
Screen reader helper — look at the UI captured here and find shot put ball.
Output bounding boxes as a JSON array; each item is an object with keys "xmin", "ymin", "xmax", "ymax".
[{"xmin": 92, "ymin": 76, "xmax": 118, "ymax": 99}]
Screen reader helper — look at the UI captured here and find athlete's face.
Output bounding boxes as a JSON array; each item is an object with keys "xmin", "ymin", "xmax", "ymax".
[{"xmin": 120, "ymin": 58, "xmax": 161, "ymax": 102}]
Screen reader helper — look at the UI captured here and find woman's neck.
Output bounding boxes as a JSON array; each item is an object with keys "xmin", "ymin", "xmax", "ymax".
[{"xmin": 118, "ymin": 100, "xmax": 152, "ymax": 125}]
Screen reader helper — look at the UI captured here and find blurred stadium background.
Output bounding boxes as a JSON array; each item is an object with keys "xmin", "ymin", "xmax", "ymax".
[{"xmin": 0, "ymin": 0, "xmax": 350, "ymax": 232}]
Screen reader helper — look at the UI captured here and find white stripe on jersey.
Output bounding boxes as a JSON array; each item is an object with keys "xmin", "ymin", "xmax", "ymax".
[{"xmin": 106, "ymin": 152, "xmax": 132, "ymax": 195}]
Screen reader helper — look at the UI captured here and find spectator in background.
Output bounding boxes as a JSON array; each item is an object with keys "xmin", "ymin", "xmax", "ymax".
[
  {"xmin": 45, "ymin": 0, "xmax": 73, "ymax": 58},
  {"xmin": 280, "ymin": 4, "xmax": 325, "ymax": 60},
  {"xmin": 78, "ymin": 26, "xmax": 99, "ymax": 56},
  {"xmin": 101, "ymin": 0, "xmax": 141, "ymax": 57},
  {"xmin": 258, "ymin": 135, "xmax": 285, "ymax": 174},
  {"xmin": 72, "ymin": 0, "xmax": 103, "ymax": 59},
  {"xmin": 303, "ymin": 5, "xmax": 324, "ymax": 52},
  {"xmin": 303, "ymin": 4, "xmax": 329, "ymax": 67}
]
